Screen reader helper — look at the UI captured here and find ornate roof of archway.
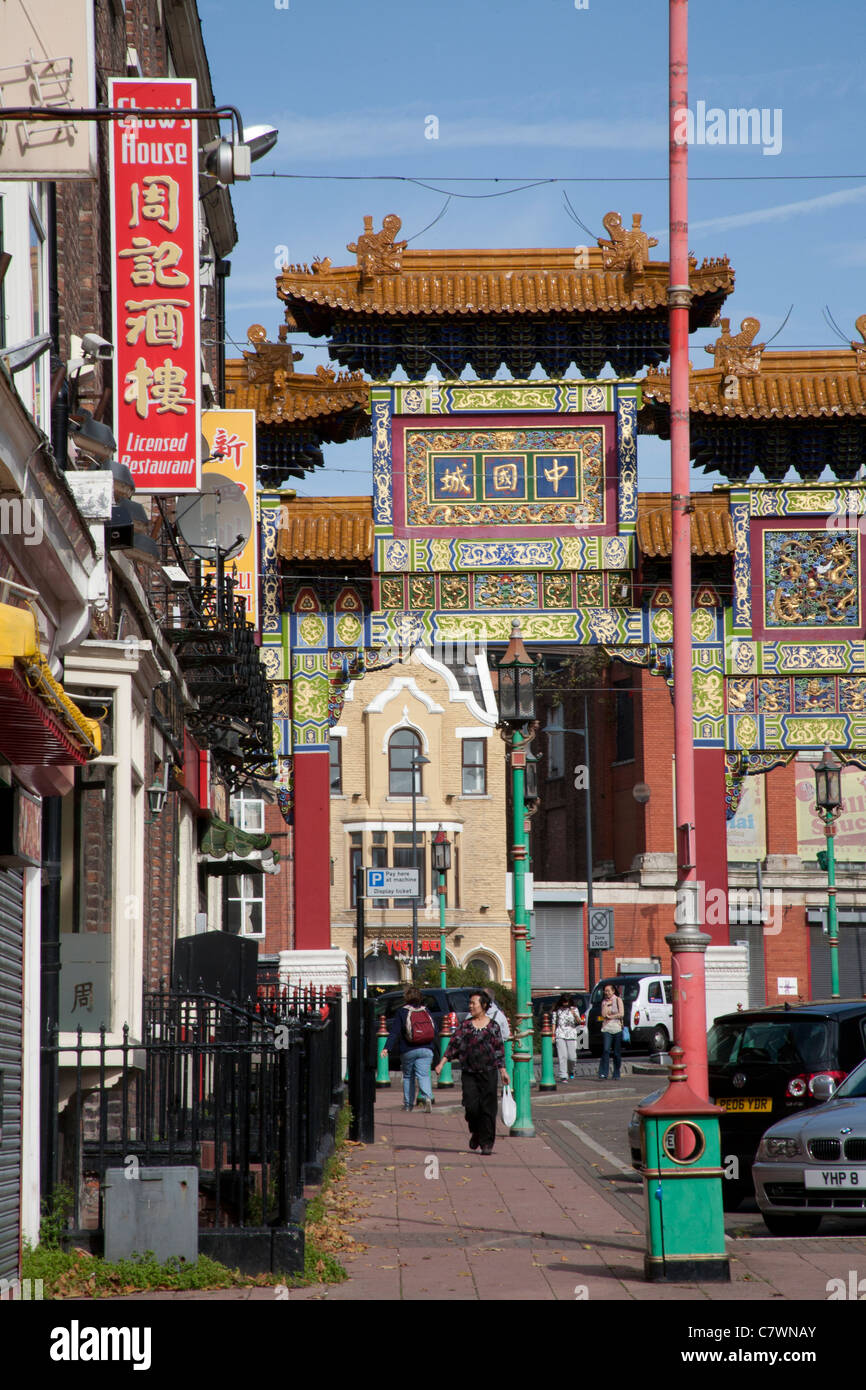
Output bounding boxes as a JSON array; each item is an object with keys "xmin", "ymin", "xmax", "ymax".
[
  {"xmin": 276, "ymin": 212, "xmax": 734, "ymax": 378},
  {"xmin": 636, "ymin": 492, "xmax": 734, "ymax": 557},
  {"xmin": 640, "ymin": 315, "xmax": 866, "ymax": 482},
  {"xmin": 225, "ymin": 324, "xmax": 371, "ymax": 484},
  {"xmin": 276, "ymin": 497, "xmax": 374, "ymax": 564}
]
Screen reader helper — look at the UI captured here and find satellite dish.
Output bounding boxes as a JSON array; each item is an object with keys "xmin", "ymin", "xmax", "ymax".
[{"xmin": 176, "ymin": 476, "xmax": 252, "ymax": 560}]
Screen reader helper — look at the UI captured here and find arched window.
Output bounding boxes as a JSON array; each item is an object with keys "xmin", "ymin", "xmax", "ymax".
[{"xmin": 388, "ymin": 728, "xmax": 423, "ymax": 797}]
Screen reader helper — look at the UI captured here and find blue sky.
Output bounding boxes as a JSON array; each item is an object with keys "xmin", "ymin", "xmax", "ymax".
[{"xmin": 198, "ymin": 0, "xmax": 866, "ymax": 497}]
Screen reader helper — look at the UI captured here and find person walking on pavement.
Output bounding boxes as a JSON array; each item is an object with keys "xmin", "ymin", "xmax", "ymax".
[
  {"xmin": 434, "ymin": 989, "xmax": 508, "ymax": 1155},
  {"xmin": 552, "ymin": 993, "xmax": 581, "ymax": 1081},
  {"xmin": 381, "ymin": 986, "xmax": 436, "ymax": 1112},
  {"xmin": 597, "ymin": 982, "xmax": 624, "ymax": 1081}
]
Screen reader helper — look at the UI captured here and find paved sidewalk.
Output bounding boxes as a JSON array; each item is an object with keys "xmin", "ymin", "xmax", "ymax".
[
  {"xmin": 94, "ymin": 1083, "xmax": 866, "ymax": 1302},
  {"xmin": 282, "ymin": 1085, "xmax": 866, "ymax": 1302}
]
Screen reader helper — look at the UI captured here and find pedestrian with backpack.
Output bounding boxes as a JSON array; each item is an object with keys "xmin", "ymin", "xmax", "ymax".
[
  {"xmin": 434, "ymin": 990, "xmax": 508, "ymax": 1155},
  {"xmin": 381, "ymin": 986, "xmax": 437, "ymax": 1112}
]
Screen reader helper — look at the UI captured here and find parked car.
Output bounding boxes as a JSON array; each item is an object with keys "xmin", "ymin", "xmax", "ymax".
[
  {"xmin": 587, "ymin": 974, "xmax": 673, "ymax": 1056},
  {"xmin": 751, "ymin": 1055, "xmax": 866, "ymax": 1236},
  {"xmin": 707, "ymin": 1000, "xmax": 866, "ymax": 1209}
]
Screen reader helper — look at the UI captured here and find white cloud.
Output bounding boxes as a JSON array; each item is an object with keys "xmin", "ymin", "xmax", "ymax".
[
  {"xmin": 269, "ymin": 110, "xmax": 662, "ymax": 162},
  {"xmin": 688, "ymin": 183, "xmax": 866, "ymax": 235}
]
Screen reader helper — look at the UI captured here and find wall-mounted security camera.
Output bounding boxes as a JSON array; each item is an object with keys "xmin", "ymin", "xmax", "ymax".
[{"xmin": 81, "ymin": 332, "xmax": 114, "ymax": 361}]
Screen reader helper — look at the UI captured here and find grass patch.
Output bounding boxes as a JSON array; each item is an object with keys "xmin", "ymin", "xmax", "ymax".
[
  {"xmin": 22, "ymin": 1244, "xmax": 282, "ymax": 1300},
  {"xmin": 27, "ymin": 1107, "xmax": 356, "ymax": 1296}
]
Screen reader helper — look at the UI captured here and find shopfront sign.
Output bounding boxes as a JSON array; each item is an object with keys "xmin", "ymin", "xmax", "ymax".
[
  {"xmin": 202, "ymin": 410, "xmax": 258, "ymax": 623},
  {"xmin": 109, "ymin": 78, "xmax": 200, "ymax": 493}
]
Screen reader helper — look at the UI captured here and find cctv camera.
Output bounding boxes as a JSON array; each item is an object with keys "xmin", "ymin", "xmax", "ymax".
[{"xmin": 81, "ymin": 333, "xmax": 114, "ymax": 360}]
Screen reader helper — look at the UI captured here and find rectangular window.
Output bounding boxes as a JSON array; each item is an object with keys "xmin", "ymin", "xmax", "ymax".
[
  {"xmin": 349, "ymin": 831, "xmax": 363, "ymax": 907},
  {"xmin": 371, "ymin": 830, "xmax": 389, "ymax": 907},
  {"xmin": 225, "ymin": 873, "xmax": 264, "ymax": 937},
  {"xmin": 614, "ymin": 685, "xmax": 635, "ymax": 762},
  {"xmin": 230, "ymin": 793, "xmax": 264, "ymax": 833},
  {"xmin": 454, "ymin": 839, "xmax": 461, "ymax": 909},
  {"xmin": 329, "ymin": 738, "xmax": 343, "ymax": 795},
  {"xmin": 546, "ymin": 705, "xmax": 565, "ymax": 780},
  {"xmin": 393, "ymin": 830, "xmax": 425, "ymax": 903},
  {"xmin": 461, "ymin": 738, "xmax": 487, "ymax": 795},
  {"xmin": 0, "ymin": 199, "xmax": 6, "ymax": 350},
  {"xmin": 28, "ymin": 198, "xmax": 46, "ymax": 425}
]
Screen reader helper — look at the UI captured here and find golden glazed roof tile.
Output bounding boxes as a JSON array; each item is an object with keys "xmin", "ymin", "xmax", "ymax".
[
  {"xmin": 636, "ymin": 492, "xmax": 734, "ymax": 558},
  {"xmin": 277, "ymin": 498, "xmax": 374, "ymax": 562},
  {"xmin": 642, "ymin": 316, "xmax": 866, "ymax": 421},
  {"xmin": 224, "ymin": 326, "xmax": 370, "ymax": 427},
  {"xmin": 276, "ymin": 212, "xmax": 734, "ymax": 320}
]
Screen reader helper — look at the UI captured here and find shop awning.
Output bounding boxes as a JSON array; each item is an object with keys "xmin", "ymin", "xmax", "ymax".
[
  {"xmin": 0, "ymin": 603, "xmax": 102, "ymax": 765},
  {"xmin": 200, "ymin": 814, "xmax": 280, "ymax": 875}
]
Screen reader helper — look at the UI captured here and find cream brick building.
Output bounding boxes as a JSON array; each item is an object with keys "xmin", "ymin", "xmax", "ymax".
[{"xmin": 328, "ymin": 646, "xmax": 512, "ymax": 985}]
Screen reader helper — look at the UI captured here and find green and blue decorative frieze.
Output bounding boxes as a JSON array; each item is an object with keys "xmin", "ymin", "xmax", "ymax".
[
  {"xmin": 728, "ymin": 711, "xmax": 866, "ymax": 753},
  {"xmin": 376, "ymin": 533, "xmax": 635, "ymax": 575},
  {"xmin": 729, "ymin": 482, "xmax": 866, "ymax": 639},
  {"xmin": 372, "ymin": 379, "xmax": 640, "ymax": 556},
  {"xmin": 370, "ymin": 606, "xmax": 643, "ymax": 649}
]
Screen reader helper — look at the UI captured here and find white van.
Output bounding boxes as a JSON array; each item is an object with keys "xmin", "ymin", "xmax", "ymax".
[{"xmin": 587, "ymin": 974, "xmax": 673, "ymax": 1055}]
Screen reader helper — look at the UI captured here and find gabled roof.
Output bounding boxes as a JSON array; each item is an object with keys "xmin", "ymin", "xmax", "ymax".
[
  {"xmin": 640, "ymin": 315, "xmax": 866, "ymax": 481},
  {"xmin": 636, "ymin": 492, "xmax": 734, "ymax": 558},
  {"xmin": 225, "ymin": 324, "xmax": 370, "ymax": 433},
  {"xmin": 277, "ymin": 497, "xmax": 374, "ymax": 563},
  {"xmin": 276, "ymin": 212, "xmax": 733, "ymax": 329},
  {"xmin": 642, "ymin": 316, "xmax": 866, "ymax": 421}
]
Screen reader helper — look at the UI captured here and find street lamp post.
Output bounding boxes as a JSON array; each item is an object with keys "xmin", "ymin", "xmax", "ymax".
[
  {"xmin": 497, "ymin": 620, "xmax": 541, "ymax": 1138},
  {"xmin": 432, "ymin": 827, "xmax": 451, "ymax": 988},
  {"xmin": 410, "ymin": 753, "xmax": 430, "ymax": 979},
  {"xmin": 814, "ymin": 746, "xmax": 844, "ymax": 999}
]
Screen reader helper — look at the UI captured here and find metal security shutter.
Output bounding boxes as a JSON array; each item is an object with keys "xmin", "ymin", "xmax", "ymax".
[
  {"xmin": 809, "ymin": 925, "xmax": 866, "ymax": 1000},
  {"xmin": 531, "ymin": 905, "xmax": 585, "ymax": 989},
  {"xmin": 0, "ymin": 870, "xmax": 24, "ymax": 1286},
  {"xmin": 731, "ymin": 924, "xmax": 766, "ymax": 1008}
]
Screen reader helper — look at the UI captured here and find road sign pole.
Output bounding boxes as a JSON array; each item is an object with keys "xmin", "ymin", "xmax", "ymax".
[{"xmin": 350, "ymin": 864, "xmax": 374, "ymax": 1142}]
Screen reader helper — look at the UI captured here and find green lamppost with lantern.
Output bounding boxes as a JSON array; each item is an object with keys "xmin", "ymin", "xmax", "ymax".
[
  {"xmin": 814, "ymin": 745, "xmax": 844, "ymax": 999},
  {"xmin": 432, "ymin": 826, "xmax": 451, "ymax": 990},
  {"xmin": 496, "ymin": 620, "xmax": 541, "ymax": 1138}
]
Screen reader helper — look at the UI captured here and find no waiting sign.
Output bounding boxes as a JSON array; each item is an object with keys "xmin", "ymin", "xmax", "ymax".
[{"xmin": 588, "ymin": 907, "xmax": 614, "ymax": 951}]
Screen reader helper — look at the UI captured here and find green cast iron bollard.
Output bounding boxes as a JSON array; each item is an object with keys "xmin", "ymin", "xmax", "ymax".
[
  {"xmin": 375, "ymin": 1013, "xmax": 391, "ymax": 1088},
  {"xmin": 437, "ymin": 1013, "xmax": 455, "ymax": 1088},
  {"xmin": 639, "ymin": 1045, "xmax": 729, "ymax": 1283},
  {"xmin": 539, "ymin": 1013, "xmax": 557, "ymax": 1091}
]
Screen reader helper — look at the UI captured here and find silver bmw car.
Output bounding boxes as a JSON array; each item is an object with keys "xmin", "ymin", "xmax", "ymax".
[{"xmin": 752, "ymin": 1057, "xmax": 866, "ymax": 1236}]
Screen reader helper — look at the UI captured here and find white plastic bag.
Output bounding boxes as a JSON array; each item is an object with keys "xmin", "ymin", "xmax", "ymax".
[{"xmin": 500, "ymin": 1083, "xmax": 517, "ymax": 1128}]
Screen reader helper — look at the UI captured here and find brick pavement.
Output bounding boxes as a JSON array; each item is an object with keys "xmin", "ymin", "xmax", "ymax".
[
  {"xmin": 282, "ymin": 1086, "xmax": 866, "ymax": 1302},
  {"xmin": 96, "ymin": 1085, "xmax": 866, "ymax": 1302}
]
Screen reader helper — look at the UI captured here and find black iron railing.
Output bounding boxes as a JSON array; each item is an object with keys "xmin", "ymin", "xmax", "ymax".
[{"xmin": 45, "ymin": 984, "xmax": 343, "ymax": 1242}]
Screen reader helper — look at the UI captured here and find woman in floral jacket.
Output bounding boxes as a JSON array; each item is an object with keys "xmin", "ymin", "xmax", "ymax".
[{"xmin": 434, "ymin": 990, "xmax": 509, "ymax": 1156}]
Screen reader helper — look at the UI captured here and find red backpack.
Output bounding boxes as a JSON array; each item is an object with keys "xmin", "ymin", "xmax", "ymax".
[{"xmin": 404, "ymin": 1005, "xmax": 435, "ymax": 1046}]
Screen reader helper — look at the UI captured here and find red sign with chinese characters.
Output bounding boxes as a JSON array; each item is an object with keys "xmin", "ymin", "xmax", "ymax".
[{"xmin": 109, "ymin": 78, "xmax": 201, "ymax": 493}]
